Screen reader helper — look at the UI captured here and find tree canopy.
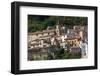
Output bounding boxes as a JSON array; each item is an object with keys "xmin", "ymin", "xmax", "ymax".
[{"xmin": 28, "ymin": 15, "xmax": 88, "ymax": 32}]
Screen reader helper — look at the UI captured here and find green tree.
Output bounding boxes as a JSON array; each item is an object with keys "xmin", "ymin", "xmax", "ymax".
[{"xmin": 28, "ymin": 15, "xmax": 87, "ymax": 32}]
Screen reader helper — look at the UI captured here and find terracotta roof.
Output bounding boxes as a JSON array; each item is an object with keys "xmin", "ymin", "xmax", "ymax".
[
  {"xmin": 30, "ymin": 43, "xmax": 39, "ymax": 45},
  {"xmin": 65, "ymin": 35, "xmax": 80, "ymax": 40},
  {"xmin": 39, "ymin": 35, "xmax": 53, "ymax": 38},
  {"xmin": 28, "ymin": 29, "xmax": 55, "ymax": 35}
]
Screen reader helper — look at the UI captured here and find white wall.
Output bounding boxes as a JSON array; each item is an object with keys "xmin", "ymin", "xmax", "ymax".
[{"xmin": 0, "ymin": 0, "xmax": 99, "ymax": 76}]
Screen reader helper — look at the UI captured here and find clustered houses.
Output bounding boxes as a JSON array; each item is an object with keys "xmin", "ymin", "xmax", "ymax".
[
  {"xmin": 28, "ymin": 23, "xmax": 87, "ymax": 60},
  {"xmin": 28, "ymin": 29, "xmax": 55, "ymax": 48}
]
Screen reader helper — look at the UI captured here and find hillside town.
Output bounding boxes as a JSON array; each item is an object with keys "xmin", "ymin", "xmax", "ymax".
[{"xmin": 28, "ymin": 22, "xmax": 88, "ymax": 60}]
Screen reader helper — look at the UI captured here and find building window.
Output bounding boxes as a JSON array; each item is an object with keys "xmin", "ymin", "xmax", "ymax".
[{"xmin": 36, "ymin": 34, "xmax": 38, "ymax": 36}]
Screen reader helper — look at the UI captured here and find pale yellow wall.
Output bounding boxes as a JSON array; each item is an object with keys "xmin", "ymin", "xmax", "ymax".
[{"xmin": 66, "ymin": 39, "xmax": 80, "ymax": 47}]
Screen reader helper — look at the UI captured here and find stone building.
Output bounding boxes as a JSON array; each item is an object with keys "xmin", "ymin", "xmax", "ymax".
[{"xmin": 28, "ymin": 23, "xmax": 87, "ymax": 60}]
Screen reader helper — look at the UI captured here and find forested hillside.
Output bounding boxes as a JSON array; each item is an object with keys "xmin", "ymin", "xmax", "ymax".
[{"xmin": 28, "ymin": 15, "xmax": 87, "ymax": 32}]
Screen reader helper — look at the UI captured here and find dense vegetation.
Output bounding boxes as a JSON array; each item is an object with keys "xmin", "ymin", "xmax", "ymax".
[
  {"xmin": 28, "ymin": 15, "xmax": 87, "ymax": 32},
  {"xmin": 48, "ymin": 47, "xmax": 81, "ymax": 60}
]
